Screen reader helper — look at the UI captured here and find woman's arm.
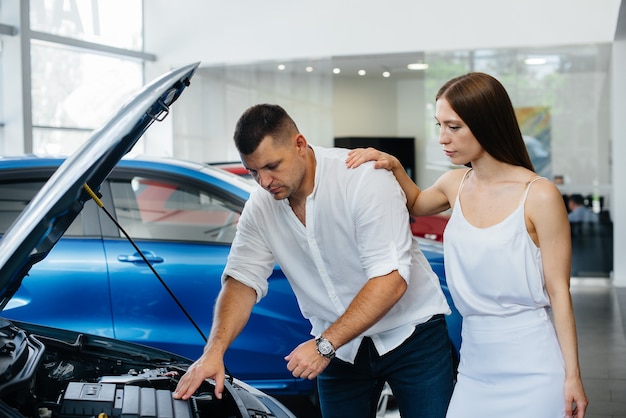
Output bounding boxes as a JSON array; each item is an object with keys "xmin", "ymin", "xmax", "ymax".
[
  {"xmin": 346, "ymin": 147, "xmax": 451, "ymax": 216},
  {"xmin": 527, "ymin": 180, "xmax": 588, "ymax": 417}
]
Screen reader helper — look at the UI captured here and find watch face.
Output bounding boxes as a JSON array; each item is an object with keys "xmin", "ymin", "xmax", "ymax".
[{"xmin": 318, "ymin": 339, "xmax": 333, "ymax": 355}]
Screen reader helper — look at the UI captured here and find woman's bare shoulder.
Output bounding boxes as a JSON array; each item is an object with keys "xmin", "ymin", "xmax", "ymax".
[
  {"xmin": 427, "ymin": 168, "xmax": 472, "ymax": 204},
  {"xmin": 435, "ymin": 168, "xmax": 471, "ymax": 189},
  {"xmin": 528, "ymin": 176, "xmax": 561, "ymax": 196},
  {"xmin": 526, "ymin": 176, "xmax": 566, "ymax": 210}
]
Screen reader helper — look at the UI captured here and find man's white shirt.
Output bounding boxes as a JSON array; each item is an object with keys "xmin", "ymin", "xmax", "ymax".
[{"xmin": 223, "ymin": 145, "xmax": 450, "ymax": 363}]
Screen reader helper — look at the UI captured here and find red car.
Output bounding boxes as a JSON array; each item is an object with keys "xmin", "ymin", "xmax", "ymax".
[
  {"xmin": 208, "ymin": 161, "xmax": 251, "ymax": 177},
  {"xmin": 410, "ymin": 214, "xmax": 449, "ymax": 242}
]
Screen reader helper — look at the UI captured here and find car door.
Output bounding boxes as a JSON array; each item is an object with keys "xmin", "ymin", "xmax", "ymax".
[
  {"xmin": 98, "ymin": 166, "xmax": 311, "ymax": 388},
  {"xmin": 1, "ymin": 173, "xmax": 114, "ymax": 335}
]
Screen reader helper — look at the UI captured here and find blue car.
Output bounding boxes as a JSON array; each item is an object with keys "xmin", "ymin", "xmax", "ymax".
[
  {"xmin": 0, "ymin": 62, "xmax": 297, "ymax": 418},
  {"xmin": 0, "ymin": 153, "xmax": 462, "ymax": 398}
]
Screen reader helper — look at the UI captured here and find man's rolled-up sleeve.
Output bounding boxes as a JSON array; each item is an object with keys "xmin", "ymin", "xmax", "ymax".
[
  {"xmin": 352, "ymin": 167, "xmax": 413, "ymax": 284},
  {"xmin": 221, "ymin": 202, "xmax": 275, "ymax": 302}
]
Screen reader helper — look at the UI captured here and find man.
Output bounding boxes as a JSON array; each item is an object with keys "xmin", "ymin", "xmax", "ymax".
[
  {"xmin": 173, "ymin": 104, "xmax": 454, "ymax": 417},
  {"xmin": 567, "ymin": 194, "xmax": 595, "ymax": 223}
]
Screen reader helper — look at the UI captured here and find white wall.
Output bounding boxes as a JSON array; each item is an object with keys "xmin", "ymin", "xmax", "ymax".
[
  {"xmin": 144, "ymin": 0, "xmax": 620, "ymax": 70},
  {"xmin": 166, "ymin": 65, "xmax": 334, "ymax": 161},
  {"xmin": 333, "ymin": 77, "xmax": 398, "ymax": 138},
  {"xmin": 143, "ymin": 0, "xmax": 622, "ymax": 181},
  {"xmin": 612, "ymin": 38, "xmax": 626, "ymax": 287}
]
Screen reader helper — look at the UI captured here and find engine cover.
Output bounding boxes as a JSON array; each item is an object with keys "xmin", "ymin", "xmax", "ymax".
[{"xmin": 59, "ymin": 382, "xmax": 194, "ymax": 418}]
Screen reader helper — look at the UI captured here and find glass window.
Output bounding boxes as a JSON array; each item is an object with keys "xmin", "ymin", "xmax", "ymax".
[
  {"xmin": 32, "ymin": 128, "xmax": 92, "ymax": 156},
  {"xmin": 0, "ymin": 180, "xmax": 83, "ymax": 236},
  {"xmin": 423, "ymin": 45, "xmax": 612, "ymax": 191},
  {"xmin": 30, "ymin": 0, "xmax": 143, "ymax": 50},
  {"xmin": 30, "ymin": 44, "xmax": 143, "ymax": 155},
  {"xmin": 110, "ymin": 177, "xmax": 241, "ymax": 244}
]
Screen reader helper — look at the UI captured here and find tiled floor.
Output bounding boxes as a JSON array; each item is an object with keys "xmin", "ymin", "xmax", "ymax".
[{"xmin": 572, "ymin": 279, "xmax": 626, "ymax": 417}]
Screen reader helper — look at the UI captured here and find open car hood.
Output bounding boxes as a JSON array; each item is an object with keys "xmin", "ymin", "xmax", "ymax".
[{"xmin": 0, "ymin": 62, "xmax": 199, "ymax": 310}]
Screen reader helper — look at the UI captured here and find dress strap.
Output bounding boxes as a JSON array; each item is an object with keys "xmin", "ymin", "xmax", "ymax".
[
  {"xmin": 456, "ymin": 169, "xmax": 473, "ymax": 198},
  {"xmin": 520, "ymin": 176, "xmax": 545, "ymax": 205}
]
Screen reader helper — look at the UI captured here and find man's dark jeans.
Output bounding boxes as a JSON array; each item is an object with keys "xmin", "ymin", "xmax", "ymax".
[{"xmin": 317, "ymin": 314, "xmax": 455, "ymax": 418}]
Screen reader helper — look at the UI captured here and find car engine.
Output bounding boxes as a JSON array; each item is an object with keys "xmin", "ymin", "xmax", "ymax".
[{"xmin": 0, "ymin": 319, "xmax": 288, "ymax": 418}]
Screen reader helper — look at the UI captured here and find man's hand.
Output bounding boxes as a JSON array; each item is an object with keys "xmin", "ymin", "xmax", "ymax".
[
  {"xmin": 173, "ymin": 352, "xmax": 225, "ymax": 400},
  {"xmin": 173, "ymin": 277, "xmax": 257, "ymax": 400},
  {"xmin": 284, "ymin": 340, "xmax": 330, "ymax": 380}
]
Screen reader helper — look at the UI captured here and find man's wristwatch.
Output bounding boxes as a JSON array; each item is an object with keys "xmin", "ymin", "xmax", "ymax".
[{"xmin": 315, "ymin": 335, "xmax": 336, "ymax": 360}]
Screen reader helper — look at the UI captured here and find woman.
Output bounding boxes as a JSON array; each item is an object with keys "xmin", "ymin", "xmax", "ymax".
[{"xmin": 346, "ymin": 72, "xmax": 587, "ymax": 418}]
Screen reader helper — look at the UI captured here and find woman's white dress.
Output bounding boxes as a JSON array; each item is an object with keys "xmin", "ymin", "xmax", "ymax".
[{"xmin": 444, "ymin": 171, "xmax": 566, "ymax": 418}]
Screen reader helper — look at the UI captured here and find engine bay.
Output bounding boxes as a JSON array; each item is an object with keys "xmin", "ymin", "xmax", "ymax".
[{"xmin": 0, "ymin": 319, "xmax": 281, "ymax": 418}]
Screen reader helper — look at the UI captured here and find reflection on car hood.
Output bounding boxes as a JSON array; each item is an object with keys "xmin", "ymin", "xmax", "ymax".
[{"xmin": 0, "ymin": 62, "xmax": 200, "ymax": 310}]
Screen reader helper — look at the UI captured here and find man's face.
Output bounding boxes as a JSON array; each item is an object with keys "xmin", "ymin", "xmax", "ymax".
[{"xmin": 241, "ymin": 134, "xmax": 307, "ymax": 201}]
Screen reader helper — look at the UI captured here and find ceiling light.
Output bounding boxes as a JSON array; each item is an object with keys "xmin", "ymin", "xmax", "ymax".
[
  {"xmin": 382, "ymin": 71, "xmax": 391, "ymax": 78},
  {"xmin": 277, "ymin": 64, "xmax": 286, "ymax": 70},
  {"xmin": 407, "ymin": 62, "xmax": 429, "ymax": 70},
  {"xmin": 358, "ymin": 69, "xmax": 366, "ymax": 76},
  {"xmin": 305, "ymin": 66, "xmax": 314, "ymax": 72},
  {"xmin": 333, "ymin": 68, "xmax": 341, "ymax": 74}
]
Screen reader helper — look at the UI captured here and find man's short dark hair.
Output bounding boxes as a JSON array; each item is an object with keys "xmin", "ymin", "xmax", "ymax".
[
  {"xmin": 569, "ymin": 194, "xmax": 585, "ymax": 206},
  {"xmin": 234, "ymin": 104, "xmax": 299, "ymax": 155}
]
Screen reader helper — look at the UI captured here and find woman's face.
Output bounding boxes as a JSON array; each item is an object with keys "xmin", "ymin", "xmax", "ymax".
[{"xmin": 435, "ymin": 98, "xmax": 483, "ymax": 165}]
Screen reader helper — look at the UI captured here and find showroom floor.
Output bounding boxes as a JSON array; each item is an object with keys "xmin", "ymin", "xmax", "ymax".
[{"xmin": 572, "ymin": 279, "xmax": 626, "ymax": 418}]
